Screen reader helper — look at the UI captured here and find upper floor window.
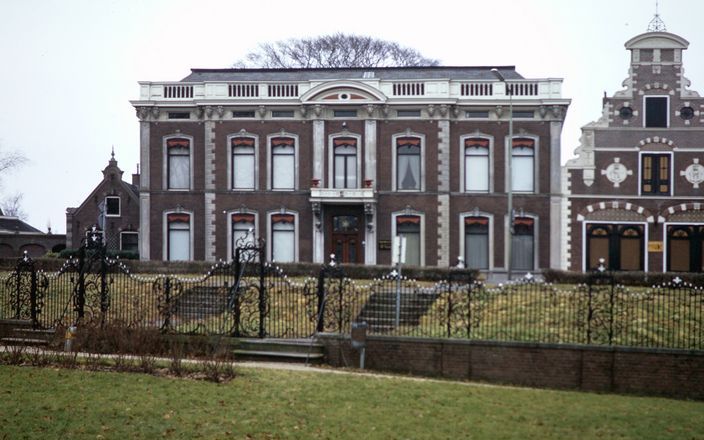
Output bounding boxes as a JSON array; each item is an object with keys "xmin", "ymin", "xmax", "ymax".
[
  {"xmin": 166, "ymin": 138, "xmax": 190, "ymax": 190},
  {"xmin": 271, "ymin": 213, "xmax": 296, "ymax": 262},
  {"xmin": 464, "ymin": 138, "xmax": 490, "ymax": 192},
  {"xmin": 105, "ymin": 196, "xmax": 120, "ymax": 217},
  {"xmin": 333, "ymin": 137, "xmax": 358, "ymax": 189},
  {"xmin": 231, "ymin": 137, "xmax": 256, "ymax": 189},
  {"xmin": 641, "ymin": 153, "xmax": 670, "ymax": 195},
  {"xmin": 166, "ymin": 213, "xmax": 191, "ymax": 261},
  {"xmin": 644, "ymin": 96, "xmax": 668, "ymax": 128},
  {"xmin": 511, "ymin": 138, "xmax": 535, "ymax": 192},
  {"xmin": 270, "ymin": 137, "xmax": 296, "ymax": 190},
  {"xmin": 396, "ymin": 137, "xmax": 422, "ymax": 191},
  {"xmin": 334, "ymin": 109, "xmax": 357, "ymax": 118}
]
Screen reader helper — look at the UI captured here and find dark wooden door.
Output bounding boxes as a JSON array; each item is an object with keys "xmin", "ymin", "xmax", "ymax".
[{"xmin": 327, "ymin": 212, "xmax": 362, "ymax": 264}]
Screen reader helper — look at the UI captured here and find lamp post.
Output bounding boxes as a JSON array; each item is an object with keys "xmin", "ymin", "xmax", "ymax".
[{"xmin": 491, "ymin": 68, "xmax": 514, "ymax": 280}]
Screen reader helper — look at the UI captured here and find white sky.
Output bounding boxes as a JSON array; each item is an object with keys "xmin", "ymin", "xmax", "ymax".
[{"xmin": 1, "ymin": 0, "xmax": 703, "ymax": 234}]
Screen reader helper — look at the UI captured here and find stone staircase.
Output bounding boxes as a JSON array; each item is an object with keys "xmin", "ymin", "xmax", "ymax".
[
  {"xmin": 233, "ymin": 338, "xmax": 325, "ymax": 364},
  {"xmin": 355, "ymin": 290, "xmax": 439, "ymax": 332},
  {"xmin": 0, "ymin": 319, "xmax": 57, "ymax": 348}
]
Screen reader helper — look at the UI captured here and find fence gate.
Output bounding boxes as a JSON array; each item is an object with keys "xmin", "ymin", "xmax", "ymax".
[{"xmin": 4, "ymin": 252, "xmax": 48, "ymax": 328}]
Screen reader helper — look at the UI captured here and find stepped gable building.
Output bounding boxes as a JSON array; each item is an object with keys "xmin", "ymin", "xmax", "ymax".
[
  {"xmin": 65, "ymin": 152, "xmax": 140, "ymax": 252},
  {"xmin": 564, "ymin": 27, "xmax": 704, "ymax": 272},
  {"xmin": 131, "ymin": 65, "xmax": 569, "ymax": 272}
]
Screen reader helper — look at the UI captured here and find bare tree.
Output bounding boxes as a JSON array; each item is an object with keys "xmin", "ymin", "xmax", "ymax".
[
  {"xmin": 0, "ymin": 147, "xmax": 27, "ymax": 181},
  {"xmin": 1, "ymin": 193, "xmax": 28, "ymax": 220},
  {"xmin": 235, "ymin": 33, "xmax": 439, "ymax": 68}
]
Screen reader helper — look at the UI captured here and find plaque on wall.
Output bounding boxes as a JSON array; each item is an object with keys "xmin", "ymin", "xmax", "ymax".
[
  {"xmin": 648, "ymin": 241, "xmax": 663, "ymax": 252},
  {"xmin": 378, "ymin": 240, "xmax": 392, "ymax": 250}
]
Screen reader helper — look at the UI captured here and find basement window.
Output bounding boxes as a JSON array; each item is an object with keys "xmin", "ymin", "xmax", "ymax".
[
  {"xmin": 271, "ymin": 110, "xmax": 295, "ymax": 118},
  {"xmin": 167, "ymin": 112, "xmax": 191, "ymax": 119},
  {"xmin": 397, "ymin": 109, "xmax": 421, "ymax": 118},
  {"xmin": 512, "ymin": 111, "xmax": 534, "ymax": 119},
  {"xmin": 334, "ymin": 109, "xmax": 358, "ymax": 118},
  {"xmin": 233, "ymin": 111, "xmax": 256, "ymax": 118},
  {"xmin": 465, "ymin": 111, "xmax": 489, "ymax": 119}
]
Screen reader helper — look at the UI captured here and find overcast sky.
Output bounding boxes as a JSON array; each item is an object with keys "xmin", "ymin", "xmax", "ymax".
[{"xmin": 1, "ymin": 0, "xmax": 703, "ymax": 234}]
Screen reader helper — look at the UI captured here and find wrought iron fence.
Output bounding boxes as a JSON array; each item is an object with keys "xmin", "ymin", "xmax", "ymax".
[{"xmin": 1, "ymin": 245, "xmax": 702, "ymax": 350}]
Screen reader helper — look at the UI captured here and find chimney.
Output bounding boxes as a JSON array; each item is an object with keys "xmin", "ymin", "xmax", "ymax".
[{"xmin": 132, "ymin": 163, "xmax": 140, "ymax": 187}]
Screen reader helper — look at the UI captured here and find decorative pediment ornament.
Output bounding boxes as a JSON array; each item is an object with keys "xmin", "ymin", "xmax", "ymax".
[
  {"xmin": 539, "ymin": 106, "xmax": 548, "ymax": 118},
  {"xmin": 151, "ymin": 107, "xmax": 160, "ymax": 118},
  {"xmin": 258, "ymin": 105, "xmax": 267, "ymax": 118},
  {"xmin": 196, "ymin": 106, "xmax": 205, "ymax": 119},
  {"xmin": 427, "ymin": 104, "xmax": 436, "ymax": 116},
  {"xmin": 366, "ymin": 104, "xmax": 376, "ymax": 116},
  {"xmin": 216, "ymin": 106, "xmax": 225, "ymax": 118},
  {"xmin": 300, "ymin": 106, "xmax": 308, "ymax": 117},
  {"xmin": 314, "ymin": 104, "xmax": 323, "ymax": 117},
  {"xmin": 135, "ymin": 107, "xmax": 150, "ymax": 120},
  {"xmin": 439, "ymin": 104, "xmax": 449, "ymax": 117},
  {"xmin": 600, "ymin": 157, "xmax": 632, "ymax": 188},
  {"xmin": 495, "ymin": 106, "xmax": 503, "ymax": 118},
  {"xmin": 382, "ymin": 105, "xmax": 390, "ymax": 118},
  {"xmin": 451, "ymin": 106, "xmax": 460, "ymax": 118},
  {"xmin": 680, "ymin": 158, "xmax": 704, "ymax": 188},
  {"xmin": 551, "ymin": 105, "xmax": 562, "ymax": 118},
  {"xmin": 205, "ymin": 105, "xmax": 214, "ymax": 118}
]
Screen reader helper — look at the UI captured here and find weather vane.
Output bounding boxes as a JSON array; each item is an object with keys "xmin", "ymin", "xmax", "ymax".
[{"xmin": 647, "ymin": 0, "xmax": 667, "ymax": 32}]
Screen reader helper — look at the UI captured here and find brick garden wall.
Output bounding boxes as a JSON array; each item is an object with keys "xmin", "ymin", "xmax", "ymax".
[{"xmin": 319, "ymin": 334, "xmax": 704, "ymax": 400}]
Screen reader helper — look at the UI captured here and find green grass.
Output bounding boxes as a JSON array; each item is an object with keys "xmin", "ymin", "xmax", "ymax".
[{"xmin": 1, "ymin": 366, "xmax": 703, "ymax": 439}]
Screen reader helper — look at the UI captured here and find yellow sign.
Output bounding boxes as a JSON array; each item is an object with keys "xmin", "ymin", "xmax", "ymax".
[{"xmin": 648, "ymin": 241, "xmax": 663, "ymax": 252}]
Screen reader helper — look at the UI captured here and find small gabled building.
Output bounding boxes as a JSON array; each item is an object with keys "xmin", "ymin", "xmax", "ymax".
[
  {"xmin": 564, "ymin": 22, "xmax": 704, "ymax": 272},
  {"xmin": 65, "ymin": 152, "xmax": 140, "ymax": 253}
]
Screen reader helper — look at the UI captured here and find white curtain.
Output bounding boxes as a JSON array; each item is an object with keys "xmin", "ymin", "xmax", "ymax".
[
  {"xmin": 400, "ymin": 232, "xmax": 420, "ymax": 265},
  {"xmin": 168, "ymin": 148, "xmax": 190, "ymax": 189},
  {"xmin": 272, "ymin": 222, "xmax": 295, "ymax": 262},
  {"xmin": 512, "ymin": 151, "xmax": 534, "ymax": 192},
  {"xmin": 272, "ymin": 145, "xmax": 295, "ymax": 189},
  {"xmin": 168, "ymin": 223, "xmax": 190, "ymax": 261},
  {"xmin": 232, "ymin": 221, "xmax": 255, "ymax": 261},
  {"xmin": 511, "ymin": 234, "xmax": 534, "ymax": 271},
  {"xmin": 398, "ymin": 155, "xmax": 420, "ymax": 190},
  {"xmin": 465, "ymin": 149, "xmax": 489, "ymax": 191},
  {"xmin": 233, "ymin": 147, "xmax": 255, "ymax": 189}
]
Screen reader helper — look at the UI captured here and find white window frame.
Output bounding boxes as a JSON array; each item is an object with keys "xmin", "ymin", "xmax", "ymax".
[
  {"xmin": 505, "ymin": 213, "xmax": 539, "ymax": 273},
  {"xmin": 162, "ymin": 134, "xmax": 194, "ymax": 191},
  {"xmin": 459, "ymin": 134, "xmax": 494, "ymax": 193},
  {"xmin": 226, "ymin": 209, "xmax": 259, "ymax": 261},
  {"xmin": 459, "ymin": 212, "xmax": 494, "ymax": 271},
  {"xmin": 581, "ymin": 220, "xmax": 649, "ymax": 273},
  {"xmin": 662, "ymin": 221, "xmax": 704, "ymax": 272},
  {"xmin": 267, "ymin": 210, "xmax": 299, "ymax": 262},
  {"xmin": 505, "ymin": 134, "xmax": 539, "ymax": 194},
  {"xmin": 119, "ymin": 231, "xmax": 139, "ymax": 252},
  {"xmin": 227, "ymin": 132, "xmax": 259, "ymax": 191},
  {"xmin": 643, "ymin": 95, "xmax": 670, "ymax": 128},
  {"xmin": 328, "ymin": 132, "xmax": 362, "ymax": 189},
  {"xmin": 105, "ymin": 196, "xmax": 121, "ymax": 217},
  {"xmin": 162, "ymin": 210, "xmax": 194, "ymax": 261},
  {"xmin": 266, "ymin": 133, "xmax": 299, "ymax": 191},
  {"xmin": 392, "ymin": 133, "xmax": 426, "ymax": 192},
  {"xmin": 637, "ymin": 150, "xmax": 673, "ymax": 196},
  {"xmin": 391, "ymin": 210, "xmax": 425, "ymax": 266}
]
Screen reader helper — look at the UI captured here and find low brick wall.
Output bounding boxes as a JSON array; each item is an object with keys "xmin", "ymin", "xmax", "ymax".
[{"xmin": 318, "ymin": 334, "xmax": 704, "ymax": 400}]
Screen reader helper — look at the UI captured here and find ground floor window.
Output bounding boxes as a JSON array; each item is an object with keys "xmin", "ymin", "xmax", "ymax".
[
  {"xmin": 667, "ymin": 225, "xmax": 704, "ymax": 272},
  {"xmin": 511, "ymin": 217, "xmax": 534, "ymax": 271},
  {"xmin": 464, "ymin": 216, "xmax": 489, "ymax": 269},
  {"xmin": 586, "ymin": 223, "xmax": 644, "ymax": 271},
  {"xmin": 232, "ymin": 213, "xmax": 256, "ymax": 261},
  {"xmin": 271, "ymin": 214, "xmax": 295, "ymax": 262},
  {"xmin": 120, "ymin": 232, "xmax": 138, "ymax": 253},
  {"xmin": 167, "ymin": 213, "xmax": 191, "ymax": 261},
  {"xmin": 396, "ymin": 215, "xmax": 421, "ymax": 266}
]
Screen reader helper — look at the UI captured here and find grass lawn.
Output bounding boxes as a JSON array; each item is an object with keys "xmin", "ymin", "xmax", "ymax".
[{"xmin": 1, "ymin": 366, "xmax": 703, "ymax": 439}]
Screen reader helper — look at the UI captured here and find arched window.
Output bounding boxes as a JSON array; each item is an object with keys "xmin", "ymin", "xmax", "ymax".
[
  {"xmin": 464, "ymin": 216, "xmax": 489, "ymax": 269},
  {"xmin": 464, "ymin": 138, "xmax": 489, "ymax": 192},
  {"xmin": 667, "ymin": 225, "xmax": 703, "ymax": 272},
  {"xmin": 511, "ymin": 138, "xmax": 535, "ymax": 192},
  {"xmin": 166, "ymin": 213, "xmax": 191, "ymax": 261},
  {"xmin": 231, "ymin": 213, "xmax": 256, "ymax": 260},
  {"xmin": 333, "ymin": 137, "xmax": 357, "ymax": 189},
  {"xmin": 271, "ymin": 213, "xmax": 296, "ymax": 262},
  {"xmin": 231, "ymin": 137, "xmax": 256, "ymax": 189},
  {"xmin": 270, "ymin": 137, "xmax": 296, "ymax": 190},
  {"xmin": 166, "ymin": 138, "xmax": 190, "ymax": 189},
  {"xmin": 396, "ymin": 137, "xmax": 421, "ymax": 191},
  {"xmin": 586, "ymin": 223, "xmax": 644, "ymax": 271},
  {"xmin": 587, "ymin": 225, "xmax": 611, "ymax": 270}
]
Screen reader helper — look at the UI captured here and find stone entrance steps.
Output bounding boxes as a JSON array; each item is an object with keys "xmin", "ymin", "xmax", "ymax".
[
  {"xmin": 0, "ymin": 319, "xmax": 56, "ymax": 348},
  {"xmin": 355, "ymin": 291, "xmax": 439, "ymax": 332},
  {"xmin": 233, "ymin": 338, "xmax": 325, "ymax": 364}
]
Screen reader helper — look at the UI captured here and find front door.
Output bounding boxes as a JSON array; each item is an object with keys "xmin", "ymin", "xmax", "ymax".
[{"xmin": 326, "ymin": 207, "xmax": 363, "ymax": 264}]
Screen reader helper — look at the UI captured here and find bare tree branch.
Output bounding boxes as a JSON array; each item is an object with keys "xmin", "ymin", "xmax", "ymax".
[
  {"xmin": 236, "ymin": 33, "xmax": 439, "ymax": 68},
  {"xmin": 1, "ymin": 193, "xmax": 28, "ymax": 220}
]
